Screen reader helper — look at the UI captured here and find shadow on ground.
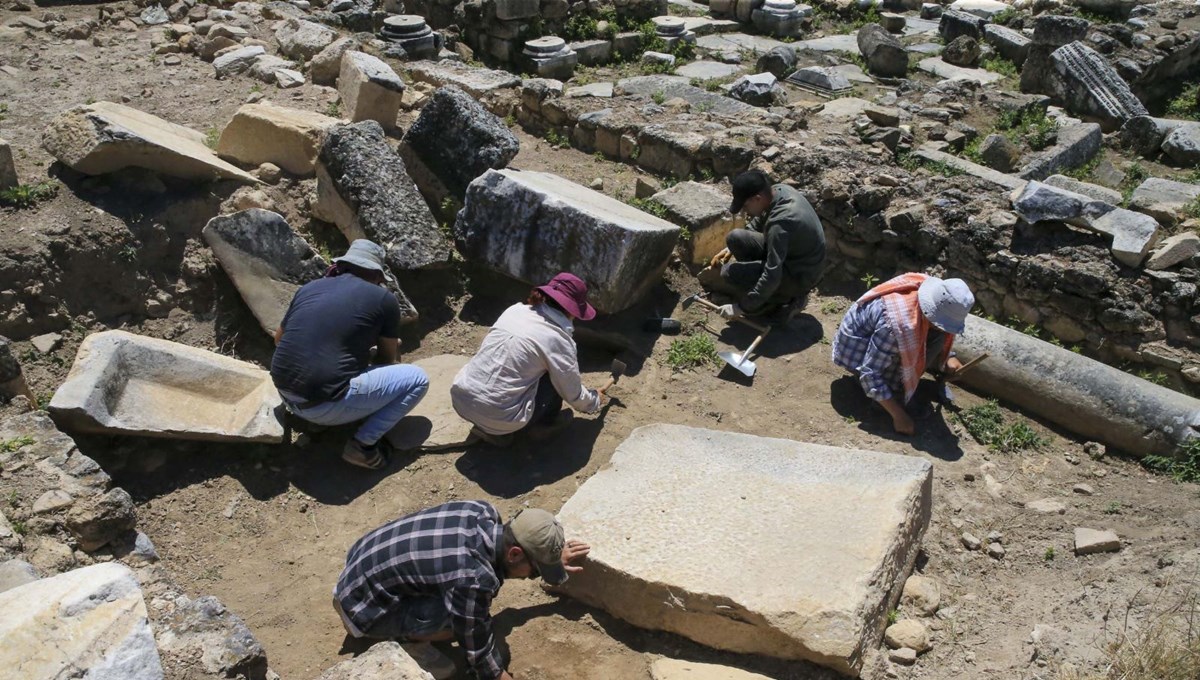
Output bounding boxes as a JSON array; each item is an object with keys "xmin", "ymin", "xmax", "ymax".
[
  {"xmin": 829, "ymin": 375, "xmax": 965, "ymax": 461},
  {"xmin": 454, "ymin": 399, "xmax": 621, "ymax": 498}
]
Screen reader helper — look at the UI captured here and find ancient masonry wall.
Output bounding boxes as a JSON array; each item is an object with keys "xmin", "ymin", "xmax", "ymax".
[{"xmin": 511, "ymin": 86, "xmax": 1200, "ymax": 387}]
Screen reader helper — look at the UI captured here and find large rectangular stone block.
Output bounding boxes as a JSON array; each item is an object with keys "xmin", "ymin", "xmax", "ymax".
[
  {"xmin": 1049, "ymin": 42, "xmax": 1147, "ymax": 131},
  {"xmin": 650, "ymin": 181, "xmax": 745, "ymax": 264},
  {"xmin": 49, "ymin": 331, "xmax": 284, "ymax": 443},
  {"xmin": 556, "ymin": 425, "xmax": 933, "ymax": 676},
  {"xmin": 402, "ymin": 85, "xmax": 519, "ymax": 198},
  {"xmin": 454, "ymin": 169, "xmax": 680, "ymax": 314},
  {"xmin": 41, "ymin": 102, "xmax": 258, "ymax": 183},
  {"xmin": 215, "ymin": 102, "xmax": 338, "ymax": 176}
]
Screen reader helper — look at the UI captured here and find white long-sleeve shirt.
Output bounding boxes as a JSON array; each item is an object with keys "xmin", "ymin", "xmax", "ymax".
[{"xmin": 451, "ymin": 303, "xmax": 600, "ymax": 435}]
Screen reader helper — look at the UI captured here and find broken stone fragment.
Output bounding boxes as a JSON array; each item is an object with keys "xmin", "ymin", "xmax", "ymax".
[
  {"xmin": 316, "ymin": 121, "xmax": 451, "ymax": 271},
  {"xmin": 455, "ymin": 169, "xmax": 680, "ymax": 314},
  {"xmin": 0, "ymin": 563, "xmax": 164, "ymax": 680},
  {"xmin": 1161, "ymin": 123, "xmax": 1200, "ymax": 167},
  {"xmin": 41, "ymin": 102, "xmax": 259, "ymax": 183},
  {"xmin": 884, "ymin": 620, "xmax": 932, "ymax": 653},
  {"xmin": 942, "ymin": 35, "xmax": 980, "ymax": 67},
  {"xmin": 216, "ymin": 102, "xmax": 338, "ymax": 176},
  {"xmin": 1145, "ymin": 231, "xmax": 1200, "ymax": 271},
  {"xmin": 554, "ymin": 424, "xmax": 933, "ymax": 676},
  {"xmin": 1073, "ymin": 527, "xmax": 1120, "ymax": 555},
  {"xmin": 310, "ymin": 36, "xmax": 360, "ymax": 86},
  {"xmin": 402, "ymin": 85, "xmax": 519, "ymax": 198},
  {"xmin": 338, "ymin": 51, "xmax": 405, "ymax": 130},
  {"xmin": 316, "ymin": 641, "xmax": 432, "ymax": 679},
  {"xmin": 203, "ymin": 209, "xmax": 341, "ymax": 335},
  {"xmin": 0, "ymin": 137, "xmax": 16, "ymax": 190},
  {"xmin": 49, "ymin": 330, "xmax": 285, "ymax": 444},
  {"xmin": 901, "ymin": 575, "xmax": 941, "ymax": 616},
  {"xmin": 649, "ymin": 181, "xmax": 743, "ymax": 265},
  {"xmin": 857, "ymin": 23, "xmax": 908, "ymax": 78},
  {"xmin": 1128, "ymin": 177, "xmax": 1200, "ymax": 227},
  {"xmin": 65, "ymin": 487, "xmax": 136, "ymax": 552},
  {"xmin": 1047, "ymin": 42, "xmax": 1147, "ymax": 132},
  {"xmin": 1010, "ymin": 181, "xmax": 1160, "ymax": 266},
  {"xmin": 650, "ymin": 659, "xmax": 774, "ymax": 680},
  {"xmin": 274, "ymin": 17, "xmax": 336, "ymax": 60}
]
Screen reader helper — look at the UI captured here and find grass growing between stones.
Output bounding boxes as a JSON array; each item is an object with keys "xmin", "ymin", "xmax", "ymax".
[
  {"xmin": 957, "ymin": 401, "xmax": 1047, "ymax": 454},
  {"xmin": 1164, "ymin": 81, "xmax": 1199, "ymax": 121},
  {"xmin": 665, "ymin": 333, "xmax": 719, "ymax": 369},
  {"xmin": 980, "ymin": 55, "xmax": 1019, "ymax": 81},
  {"xmin": 1141, "ymin": 438, "xmax": 1200, "ymax": 484},
  {"xmin": 996, "ymin": 107, "xmax": 1058, "ymax": 151},
  {"xmin": 0, "ymin": 181, "xmax": 59, "ymax": 209},
  {"xmin": 0, "ymin": 435, "xmax": 34, "ymax": 453}
]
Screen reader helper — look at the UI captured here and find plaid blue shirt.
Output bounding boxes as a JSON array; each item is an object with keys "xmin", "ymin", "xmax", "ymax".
[
  {"xmin": 335, "ymin": 501, "xmax": 507, "ymax": 679},
  {"xmin": 832, "ymin": 298, "xmax": 903, "ymax": 402}
]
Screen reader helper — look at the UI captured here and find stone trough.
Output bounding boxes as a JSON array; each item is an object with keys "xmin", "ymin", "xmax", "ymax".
[
  {"xmin": 555, "ymin": 424, "xmax": 933, "ymax": 676},
  {"xmin": 49, "ymin": 331, "xmax": 284, "ymax": 444}
]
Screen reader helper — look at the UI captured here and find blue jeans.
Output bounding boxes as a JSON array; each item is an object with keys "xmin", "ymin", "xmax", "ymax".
[
  {"xmin": 361, "ymin": 595, "xmax": 451, "ymax": 640},
  {"xmin": 290, "ymin": 364, "xmax": 429, "ymax": 445}
]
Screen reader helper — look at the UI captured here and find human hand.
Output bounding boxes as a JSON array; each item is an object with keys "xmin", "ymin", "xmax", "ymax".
[
  {"xmin": 892, "ymin": 411, "xmax": 915, "ymax": 436},
  {"xmin": 943, "ymin": 357, "xmax": 965, "ymax": 382},
  {"xmin": 709, "ymin": 248, "xmax": 731, "ymax": 268},
  {"xmin": 562, "ymin": 539, "xmax": 590, "ymax": 574},
  {"xmin": 718, "ymin": 303, "xmax": 741, "ymax": 320}
]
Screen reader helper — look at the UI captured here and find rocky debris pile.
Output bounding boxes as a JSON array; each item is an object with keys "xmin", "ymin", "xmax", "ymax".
[
  {"xmin": 1122, "ymin": 117, "xmax": 1200, "ymax": 168},
  {"xmin": 315, "ymin": 121, "xmax": 452, "ymax": 272},
  {"xmin": 556, "ymin": 424, "xmax": 933, "ymax": 676},
  {"xmin": 455, "ymin": 169, "xmax": 680, "ymax": 314},
  {"xmin": 42, "ymin": 102, "xmax": 259, "ymax": 183},
  {"xmin": 0, "ymin": 411, "xmax": 270, "ymax": 679},
  {"xmin": 49, "ymin": 330, "xmax": 285, "ymax": 444}
]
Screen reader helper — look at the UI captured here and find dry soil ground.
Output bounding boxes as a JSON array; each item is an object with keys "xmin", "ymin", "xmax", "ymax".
[{"xmin": 2, "ymin": 4, "xmax": 1200, "ymax": 680}]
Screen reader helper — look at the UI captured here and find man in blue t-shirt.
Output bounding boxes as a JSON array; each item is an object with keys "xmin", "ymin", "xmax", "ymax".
[{"xmin": 271, "ymin": 240, "xmax": 428, "ymax": 469}]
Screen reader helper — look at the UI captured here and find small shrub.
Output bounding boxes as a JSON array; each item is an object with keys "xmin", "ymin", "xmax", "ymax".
[
  {"xmin": 204, "ymin": 126, "xmax": 220, "ymax": 149},
  {"xmin": 563, "ymin": 12, "xmax": 599, "ymax": 42},
  {"xmin": 886, "ymin": 608, "xmax": 899, "ymax": 625},
  {"xmin": 0, "ymin": 181, "xmax": 59, "ymax": 209},
  {"xmin": 324, "ymin": 101, "xmax": 341, "ymax": 118},
  {"xmin": 651, "ymin": 89, "xmax": 666, "ymax": 105},
  {"xmin": 1166, "ymin": 82, "xmax": 1200, "ymax": 121},
  {"xmin": 1184, "ymin": 196, "xmax": 1200, "ymax": 220},
  {"xmin": 10, "ymin": 520, "xmax": 27, "ymax": 536},
  {"xmin": 1044, "ymin": 546, "xmax": 1056, "ymax": 561},
  {"xmin": 860, "ymin": 272, "xmax": 879, "ymax": 289},
  {"xmin": 1142, "ymin": 438, "xmax": 1200, "ymax": 484},
  {"xmin": 958, "ymin": 401, "xmax": 1006, "ymax": 444},
  {"xmin": 0, "ymin": 435, "xmax": 34, "ymax": 453},
  {"xmin": 820, "ymin": 300, "xmax": 844, "ymax": 315},
  {"xmin": 666, "ymin": 334, "xmax": 719, "ymax": 369},
  {"xmin": 544, "ymin": 128, "xmax": 570, "ymax": 149},
  {"xmin": 991, "ymin": 7, "xmax": 1017, "ymax": 24},
  {"xmin": 1104, "ymin": 501, "xmax": 1123, "ymax": 515},
  {"xmin": 980, "ymin": 55, "xmax": 1019, "ymax": 79}
]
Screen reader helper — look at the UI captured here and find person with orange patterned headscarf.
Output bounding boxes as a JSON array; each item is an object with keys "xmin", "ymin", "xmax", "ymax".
[{"xmin": 832, "ymin": 274, "xmax": 975, "ymax": 435}]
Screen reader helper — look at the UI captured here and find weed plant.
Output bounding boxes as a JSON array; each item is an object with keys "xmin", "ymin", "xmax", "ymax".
[{"xmin": 666, "ymin": 334, "xmax": 719, "ymax": 369}]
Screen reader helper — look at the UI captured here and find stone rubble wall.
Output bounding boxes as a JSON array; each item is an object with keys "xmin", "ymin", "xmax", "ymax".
[{"xmin": 0, "ymin": 409, "xmax": 271, "ymax": 680}]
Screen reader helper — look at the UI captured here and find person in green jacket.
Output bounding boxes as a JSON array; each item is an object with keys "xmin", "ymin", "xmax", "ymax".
[{"xmin": 707, "ymin": 170, "xmax": 827, "ymax": 320}]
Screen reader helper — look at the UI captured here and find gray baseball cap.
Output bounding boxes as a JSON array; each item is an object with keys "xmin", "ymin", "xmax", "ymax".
[
  {"xmin": 333, "ymin": 239, "xmax": 394, "ymax": 282},
  {"xmin": 509, "ymin": 508, "xmax": 568, "ymax": 585}
]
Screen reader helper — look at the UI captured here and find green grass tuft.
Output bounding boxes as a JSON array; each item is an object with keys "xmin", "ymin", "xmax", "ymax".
[
  {"xmin": 957, "ymin": 400, "xmax": 1046, "ymax": 453},
  {"xmin": 0, "ymin": 181, "xmax": 59, "ymax": 209},
  {"xmin": 1142, "ymin": 437, "xmax": 1200, "ymax": 483},
  {"xmin": 666, "ymin": 334, "xmax": 719, "ymax": 369}
]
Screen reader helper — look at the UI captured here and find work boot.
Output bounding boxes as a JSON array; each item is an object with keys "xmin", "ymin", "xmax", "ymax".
[
  {"xmin": 341, "ymin": 438, "xmax": 388, "ymax": 470},
  {"xmin": 401, "ymin": 642, "xmax": 456, "ymax": 680},
  {"xmin": 525, "ymin": 410, "xmax": 574, "ymax": 441},
  {"xmin": 468, "ymin": 426, "xmax": 514, "ymax": 448}
]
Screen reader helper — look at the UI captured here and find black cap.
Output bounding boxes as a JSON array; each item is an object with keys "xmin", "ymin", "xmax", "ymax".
[{"xmin": 729, "ymin": 170, "xmax": 772, "ymax": 214}]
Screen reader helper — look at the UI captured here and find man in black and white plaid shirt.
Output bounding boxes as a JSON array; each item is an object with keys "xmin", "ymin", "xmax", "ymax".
[{"xmin": 333, "ymin": 500, "xmax": 590, "ymax": 680}]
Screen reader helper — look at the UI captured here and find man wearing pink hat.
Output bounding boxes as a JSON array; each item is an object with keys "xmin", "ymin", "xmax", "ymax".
[
  {"xmin": 451, "ymin": 272, "xmax": 605, "ymax": 446},
  {"xmin": 832, "ymin": 273, "xmax": 975, "ymax": 435}
]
